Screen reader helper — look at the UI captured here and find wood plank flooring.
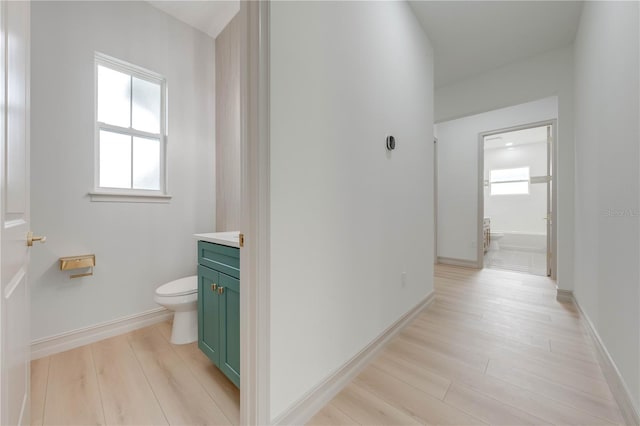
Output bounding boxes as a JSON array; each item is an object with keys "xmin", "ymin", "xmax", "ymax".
[
  {"xmin": 30, "ymin": 321, "xmax": 239, "ymax": 426},
  {"xmin": 308, "ymin": 265, "xmax": 625, "ymax": 425},
  {"xmin": 31, "ymin": 265, "xmax": 624, "ymax": 425}
]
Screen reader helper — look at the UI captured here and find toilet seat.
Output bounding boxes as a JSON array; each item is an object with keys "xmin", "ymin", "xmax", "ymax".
[{"xmin": 155, "ymin": 276, "xmax": 197, "ymax": 297}]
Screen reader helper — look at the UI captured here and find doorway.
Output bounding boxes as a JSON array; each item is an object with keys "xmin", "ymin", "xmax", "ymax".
[{"xmin": 479, "ymin": 122, "xmax": 556, "ymax": 277}]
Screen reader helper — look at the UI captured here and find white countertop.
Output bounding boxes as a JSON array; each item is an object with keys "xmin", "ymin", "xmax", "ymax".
[{"xmin": 194, "ymin": 231, "xmax": 240, "ymax": 248}]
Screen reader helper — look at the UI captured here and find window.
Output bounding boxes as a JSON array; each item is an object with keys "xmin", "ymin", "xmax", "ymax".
[
  {"xmin": 490, "ymin": 167, "xmax": 529, "ymax": 195},
  {"xmin": 93, "ymin": 53, "xmax": 169, "ymax": 201}
]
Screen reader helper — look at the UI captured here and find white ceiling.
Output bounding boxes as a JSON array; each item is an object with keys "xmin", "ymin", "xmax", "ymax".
[
  {"xmin": 484, "ymin": 126, "xmax": 548, "ymax": 151},
  {"xmin": 147, "ymin": 0, "xmax": 239, "ymax": 39},
  {"xmin": 148, "ymin": 1, "xmax": 583, "ymax": 88},
  {"xmin": 409, "ymin": 1, "xmax": 583, "ymax": 88}
]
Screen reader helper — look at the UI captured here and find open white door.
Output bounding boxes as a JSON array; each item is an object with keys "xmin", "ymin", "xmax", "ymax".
[
  {"xmin": 546, "ymin": 124, "xmax": 557, "ymax": 279},
  {"xmin": 1, "ymin": 2, "xmax": 34, "ymax": 425}
]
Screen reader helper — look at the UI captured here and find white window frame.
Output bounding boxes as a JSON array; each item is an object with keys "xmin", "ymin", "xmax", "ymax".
[
  {"xmin": 90, "ymin": 52, "xmax": 171, "ymax": 203},
  {"xmin": 489, "ymin": 166, "xmax": 530, "ymax": 196}
]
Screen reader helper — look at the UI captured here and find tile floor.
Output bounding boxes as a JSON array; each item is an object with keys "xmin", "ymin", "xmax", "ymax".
[{"xmin": 485, "ymin": 247, "xmax": 547, "ymax": 276}]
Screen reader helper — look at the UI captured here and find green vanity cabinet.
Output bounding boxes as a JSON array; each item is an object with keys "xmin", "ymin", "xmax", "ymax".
[
  {"xmin": 198, "ymin": 266, "xmax": 221, "ymax": 364},
  {"xmin": 218, "ymin": 272, "xmax": 240, "ymax": 384},
  {"xmin": 197, "ymin": 241, "xmax": 240, "ymax": 388}
]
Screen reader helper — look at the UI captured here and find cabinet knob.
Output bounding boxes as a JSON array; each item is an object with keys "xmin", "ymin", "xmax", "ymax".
[
  {"xmin": 218, "ymin": 287, "xmax": 225, "ymax": 295},
  {"xmin": 211, "ymin": 283, "xmax": 218, "ymax": 292}
]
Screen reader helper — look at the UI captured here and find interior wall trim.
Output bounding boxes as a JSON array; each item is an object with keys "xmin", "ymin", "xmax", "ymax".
[
  {"xmin": 555, "ymin": 288, "xmax": 573, "ymax": 302},
  {"xmin": 568, "ymin": 293, "xmax": 640, "ymax": 426},
  {"xmin": 30, "ymin": 307, "xmax": 171, "ymax": 360},
  {"xmin": 477, "ymin": 119, "xmax": 558, "ymax": 280},
  {"xmin": 437, "ymin": 256, "xmax": 479, "ymax": 269},
  {"xmin": 272, "ymin": 291, "xmax": 436, "ymax": 426},
  {"xmin": 239, "ymin": 1, "xmax": 271, "ymax": 424}
]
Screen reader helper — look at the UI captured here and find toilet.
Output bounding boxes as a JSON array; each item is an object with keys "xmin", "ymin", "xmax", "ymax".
[{"xmin": 154, "ymin": 276, "xmax": 198, "ymax": 344}]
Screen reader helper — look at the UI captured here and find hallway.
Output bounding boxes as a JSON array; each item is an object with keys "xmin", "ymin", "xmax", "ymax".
[{"xmin": 309, "ymin": 265, "xmax": 624, "ymax": 425}]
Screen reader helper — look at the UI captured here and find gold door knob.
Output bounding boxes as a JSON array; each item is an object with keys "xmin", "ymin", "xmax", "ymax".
[
  {"xmin": 218, "ymin": 287, "xmax": 224, "ymax": 295},
  {"xmin": 211, "ymin": 283, "xmax": 218, "ymax": 292},
  {"xmin": 27, "ymin": 231, "xmax": 47, "ymax": 247}
]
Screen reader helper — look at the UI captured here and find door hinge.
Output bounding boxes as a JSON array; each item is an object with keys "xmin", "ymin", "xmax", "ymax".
[{"xmin": 239, "ymin": 233, "xmax": 244, "ymax": 248}]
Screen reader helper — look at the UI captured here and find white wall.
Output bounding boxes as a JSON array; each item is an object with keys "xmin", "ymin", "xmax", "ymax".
[
  {"xmin": 436, "ymin": 97, "xmax": 557, "ymax": 262},
  {"xmin": 573, "ymin": 0, "xmax": 640, "ymax": 411},
  {"xmin": 30, "ymin": 1, "xmax": 215, "ymax": 341},
  {"xmin": 269, "ymin": 1, "xmax": 434, "ymax": 420},
  {"xmin": 484, "ymin": 142, "xmax": 547, "ymax": 235},
  {"xmin": 435, "ymin": 46, "xmax": 575, "ymax": 290}
]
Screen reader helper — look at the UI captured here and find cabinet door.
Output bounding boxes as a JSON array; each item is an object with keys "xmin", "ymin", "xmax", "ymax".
[
  {"xmin": 218, "ymin": 272, "xmax": 240, "ymax": 387},
  {"xmin": 198, "ymin": 265, "xmax": 220, "ymax": 366}
]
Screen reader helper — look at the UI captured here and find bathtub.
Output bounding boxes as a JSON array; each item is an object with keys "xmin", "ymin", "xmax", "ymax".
[{"xmin": 490, "ymin": 231, "xmax": 546, "ymax": 253}]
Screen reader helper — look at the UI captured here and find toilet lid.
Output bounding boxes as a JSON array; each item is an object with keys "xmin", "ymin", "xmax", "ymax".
[{"xmin": 156, "ymin": 276, "xmax": 197, "ymax": 297}]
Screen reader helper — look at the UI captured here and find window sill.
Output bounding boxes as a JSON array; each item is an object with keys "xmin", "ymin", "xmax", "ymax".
[{"xmin": 89, "ymin": 191, "xmax": 172, "ymax": 203}]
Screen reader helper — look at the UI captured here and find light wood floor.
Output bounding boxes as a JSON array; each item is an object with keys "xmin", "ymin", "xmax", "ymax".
[
  {"xmin": 31, "ymin": 265, "xmax": 624, "ymax": 425},
  {"xmin": 30, "ymin": 321, "xmax": 240, "ymax": 426},
  {"xmin": 308, "ymin": 265, "xmax": 625, "ymax": 426}
]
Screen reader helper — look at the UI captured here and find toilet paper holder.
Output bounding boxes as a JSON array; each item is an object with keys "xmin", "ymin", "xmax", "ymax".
[{"xmin": 59, "ymin": 254, "xmax": 95, "ymax": 278}]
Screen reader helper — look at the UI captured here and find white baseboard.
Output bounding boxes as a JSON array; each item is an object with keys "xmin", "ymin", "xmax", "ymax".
[
  {"xmin": 437, "ymin": 256, "xmax": 479, "ymax": 269},
  {"xmin": 569, "ymin": 294, "xmax": 640, "ymax": 426},
  {"xmin": 31, "ymin": 307, "xmax": 172, "ymax": 360},
  {"xmin": 556, "ymin": 288, "xmax": 573, "ymax": 302},
  {"xmin": 272, "ymin": 291, "xmax": 436, "ymax": 426}
]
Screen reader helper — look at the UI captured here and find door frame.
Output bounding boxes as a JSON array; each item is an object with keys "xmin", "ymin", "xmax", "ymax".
[
  {"xmin": 477, "ymin": 119, "xmax": 557, "ymax": 279},
  {"xmin": 239, "ymin": 1, "xmax": 271, "ymax": 424},
  {"xmin": 433, "ymin": 137, "xmax": 438, "ymax": 264}
]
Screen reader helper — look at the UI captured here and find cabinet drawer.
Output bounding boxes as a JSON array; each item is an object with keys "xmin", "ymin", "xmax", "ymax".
[{"xmin": 198, "ymin": 241, "xmax": 240, "ymax": 279}]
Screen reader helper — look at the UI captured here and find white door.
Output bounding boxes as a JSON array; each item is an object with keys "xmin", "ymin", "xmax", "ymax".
[
  {"xmin": 546, "ymin": 124, "xmax": 556, "ymax": 278},
  {"xmin": 1, "ymin": 2, "xmax": 34, "ymax": 425}
]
